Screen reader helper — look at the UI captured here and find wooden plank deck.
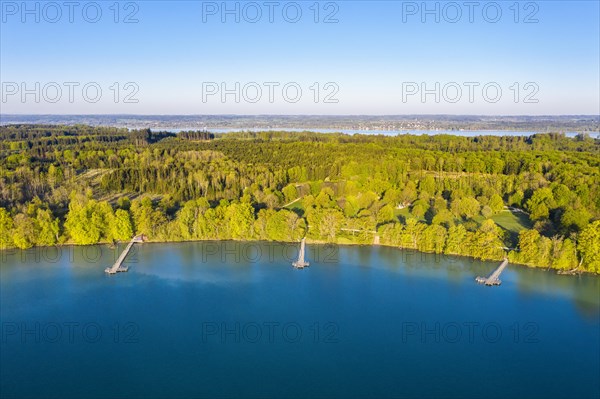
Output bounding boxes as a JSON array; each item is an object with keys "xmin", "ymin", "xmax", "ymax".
[
  {"xmin": 476, "ymin": 258, "xmax": 509, "ymax": 286},
  {"xmin": 105, "ymin": 235, "xmax": 143, "ymax": 274}
]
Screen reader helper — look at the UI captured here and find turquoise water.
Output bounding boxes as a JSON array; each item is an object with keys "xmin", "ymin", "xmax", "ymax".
[{"xmin": 1, "ymin": 242, "xmax": 599, "ymax": 398}]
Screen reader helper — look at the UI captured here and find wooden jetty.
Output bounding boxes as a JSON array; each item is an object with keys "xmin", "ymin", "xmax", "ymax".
[
  {"xmin": 476, "ymin": 258, "xmax": 509, "ymax": 286},
  {"xmin": 292, "ymin": 238, "xmax": 310, "ymax": 269},
  {"xmin": 105, "ymin": 235, "xmax": 144, "ymax": 275}
]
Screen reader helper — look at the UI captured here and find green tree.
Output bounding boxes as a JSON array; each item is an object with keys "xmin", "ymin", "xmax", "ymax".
[
  {"xmin": 65, "ymin": 194, "xmax": 102, "ymax": 245},
  {"xmin": 35, "ymin": 209, "xmax": 59, "ymax": 246},
  {"xmin": 511, "ymin": 229, "xmax": 541, "ymax": 266},
  {"xmin": 550, "ymin": 237, "xmax": 577, "ymax": 270},
  {"xmin": 418, "ymin": 176, "xmax": 436, "ymax": 197},
  {"xmin": 0, "ymin": 208, "xmax": 14, "ymax": 249},
  {"xmin": 411, "ymin": 199, "xmax": 429, "ymax": 219},
  {"xmin": 445, "ymin": 224, "xmax": 467, "ymax": 255},
  {"xmin": 418, "ymin": 224, "xmax": 447, "ymax": 253},
  {"xmin": 489, "ymin": 194, "xmax": 504, "ymax": 214},
  {"xmin": 400, "ymin": 218, "xmax": 425, "ymax": 249},
  {"xmin": 117, "ymin": 196, "xmax": 131, "ymax": 210},
  {"xmin": 315, "ymin": 188, "xmax": 336, "ymax": 209},
  {"xmin": 471, "ymin": 220, "xmax": 505, "ymax": 260},
  {"xmin": 226, "ymin": 202, "xmax": 254, "ymax": 239},
  {"xmin": 526, "ymin": 188, "xmax": 555, "ymax": 221},
  {"xmin": 560, "ymin": 208, "xmax": 590, "ymax": 233},
  {"xmin": 12, "ymin": 213, "xmax": 36, "ymax": 249},
  {"xmin": 432, "ymin": 209, "xmax": 454, "ymax": 227},
  {"xmin": 552, "ymin": 184, "xmax": 572, "ymax": 208},
  {"xmin": 131, "ymin": 197, "xmax": 155, "ymax": 237},
  {"xmin": 578, "ymin": 221, "xmax": 600, "ymax": 272},
  {"xmin": 451, "ymin": 197, "xmax": 480, "ymax": 219},
  {"xmin": 307, "ymin": 208, "xmax": 344, "ymax": 241},
  {"xmin": 399, "ymin": 181, "xmax": 417, "ymax": 205},
  {"xmin": 112, "ymin": 209, "xmax": 134, "ymax": 241},
  {"xmin": 282, "ymin": 185, "xmax": 298, "ymax": 203},
  {"xmin": 177, "ymin": 200, "xmax": 198, "ymax": 240},
  {"xmin": 344, "ymin": 196, "xmax": 360, "ymax": 218},
  {"xmin": 377, "ymin": 204, "xmax": 396, "ymax": 225},
  {"xmin": 285, "ymin": 211, "xmax": 306, "ymax": 241}
]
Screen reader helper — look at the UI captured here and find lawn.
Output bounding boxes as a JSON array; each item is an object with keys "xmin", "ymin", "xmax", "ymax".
[
  {"xmin": 394, "ymin": 207, "xmax": 426, "ymax": 222},
  {"xmin": 490, "ymin": 210, "xmax": 532, "ymax": 233},
  {"xmin": 473, "ymin": 209, "xmax": 532, "ymax": 246}
]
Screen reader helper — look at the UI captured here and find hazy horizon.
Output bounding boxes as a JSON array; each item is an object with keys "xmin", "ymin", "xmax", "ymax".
[{"xmin": 2, "ymin": 113, "xmax": 599, "ymax": 117}]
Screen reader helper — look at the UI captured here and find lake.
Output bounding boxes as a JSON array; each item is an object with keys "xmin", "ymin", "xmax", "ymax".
[
  {"xmin": 1, "ymin": 242, "xmax": 598, "ymax": 399},
  {"xmin": 152, "ymin": 128, "xmax": 600, "ymax": 138}
]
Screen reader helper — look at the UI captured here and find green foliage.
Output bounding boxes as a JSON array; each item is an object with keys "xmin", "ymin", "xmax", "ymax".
[
  {"xmin": 131, "ymin": 197, "xmax": 166, "ymax": 239},
  {"xmin": 445, "ymin": 225, "xmax": 467, "ymax": 255},
  {"xmin": 12, "ymin": 213, "xmax": 35, "ymax": 249},
  {"xmin": 112, "ymin": 209, "xmax": 134, "ymax": 241},
  {"xmin": 578, "ymin": 221, "xmax": 600, "ymax": 273},
  {"xmin": 508, "ymin": 190, "xmax": 524, "ymax": 207},
  {"xmin": 259, "ymin": 209, "xmax": 306, "ymax": 241},
  {"xmin": 511, "ymin": 230, "xmax": 543, "ymax": 266},
  {"xmin": 451, "ymin": 197, "xmax": 480, "ymax": 220},
  {"xmin": 550, "ymin": 237, "xmax": 578, "ymax": 270},
  {"xmin": 282, "ymin": 185, "xmax": 298, "ymax": 203},
  {"xmin": 431, "ymin": 209, "xmax": 454, "ymax": 228},
  {"xmin": 411, "ymin": 199, "xmax": 429, "ymax": 219},
  {"xmin": 343, "ymin": 196, "xmax": 360, "ymax": 218},
  {"xmin": 225, "ymin": 202, "xmax": 254, "ymax": 239},
  {"xmin": 65, "ymin": 194, "xmax": 104, "ymax": 245},
  {"xmin": 418, "ymin": 224, "xmax": 447, "ymax": 254},
  {"xmin": 526, "ymin": 188, "xmax": 555, "ymax": 221},
  {"xmin": 377, "ymin": 204, "xmax": 396, "ymax": 225},
  {"xmin": 306, "ymin": 208, "xmax": 344, "ymax": 242},
  {"xmin": 35, "ymin": 209, "xmax": 59, "ymax": 246},
  {"xmin": 489, "ymin": 194, "xmax": 504, "ymax": 214},
  {"xmin": 470, "ymin": 220, "xmax": 505, "ymax": 260},
  {"xmin": 1, "ymin": 125, "xmax": 599, "ymax": 273},
  {"xmin": 560, "ymin": 208, "xmax": 591, "ymax": 233},
  {"xmin": 0, "ymin": 208, "xmax": 14, "ymax": 249}
]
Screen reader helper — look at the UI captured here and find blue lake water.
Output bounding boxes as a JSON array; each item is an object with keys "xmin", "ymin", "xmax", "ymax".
[
  {"xmin": 1, "ymin": 242, "xmax": 599, "ymax": 398},
  {"xmin": 152, "ymin": 128, "xmax": 600, "ymax": 138}
]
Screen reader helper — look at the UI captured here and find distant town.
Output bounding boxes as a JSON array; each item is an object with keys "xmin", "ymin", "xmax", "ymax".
[{"xmin": 1, "ymin": 114, "xmax": 598, "ymax": 133}]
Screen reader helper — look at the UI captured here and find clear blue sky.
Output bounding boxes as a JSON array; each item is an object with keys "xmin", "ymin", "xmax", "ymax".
[{"xmin": 1, "ymin": 0, "xmax": 599, "ymax": 115}]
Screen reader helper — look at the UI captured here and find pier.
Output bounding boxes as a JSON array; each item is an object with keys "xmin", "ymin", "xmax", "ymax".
[
  {"xmin": 105, "ymin": 235, "xmax": 144, "ymax": 274},
  {"xmin": 476, "ymin": 258, "xmax": 509, "ymax": 286},
  {"xmin": 292, "ymin": 238, "xmax": 309, "ymax": 269}
]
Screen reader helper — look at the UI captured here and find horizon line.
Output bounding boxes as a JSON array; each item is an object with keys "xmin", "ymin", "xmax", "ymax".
[{"xmin": 2, "ymin": 113, "xmax": 599, "ymax": 118}]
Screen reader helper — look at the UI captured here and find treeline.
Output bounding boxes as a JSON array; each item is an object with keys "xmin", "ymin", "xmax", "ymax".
[
  {"xmin": 0, "ymin": 125, "xmax": 599, "ymax": 273},
  {"xmin": 1, "ymin": 191, "xmax": 598, "ymax": 273},
  {"xmin": 0, "ymin": 125, "xmax": 176, "ymax": 152},
  {"xmin": 214, "ymin": 130, "xmax": 600, "ymax": 153}
]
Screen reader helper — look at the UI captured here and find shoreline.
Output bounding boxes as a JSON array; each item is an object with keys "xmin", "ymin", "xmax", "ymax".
[{"xmin": 1, "ymin": 237, "xmax": 597, "ymax": 276}]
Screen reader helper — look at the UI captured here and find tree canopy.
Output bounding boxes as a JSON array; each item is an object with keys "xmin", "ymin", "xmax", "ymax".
[{"xmin": 1, "ymin": 125, "xmax": 598, "ymax": 273}]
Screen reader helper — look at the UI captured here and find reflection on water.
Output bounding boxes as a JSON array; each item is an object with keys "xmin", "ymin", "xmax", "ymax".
[
  {"xmin": 1, "ymin": 241, "xmax": 598, "ymax": 399},
  {"xmin": 3, "ymin": 241, "xmax": 598, "ymax": 314}
]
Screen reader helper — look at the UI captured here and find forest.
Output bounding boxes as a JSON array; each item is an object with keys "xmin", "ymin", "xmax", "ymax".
[{"xmin": 0, "ymin": 124, "xmax": 599, "ymax": 273}]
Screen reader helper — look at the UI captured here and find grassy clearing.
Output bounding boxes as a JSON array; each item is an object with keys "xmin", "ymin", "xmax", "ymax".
[
  {"xmin": 284, "ymin": 200, "xmax": 305, "ymax": 212},
  {"xmin": 473, "ymin": 209, "xmax": 532, "ymax": 246},
  {"xmin": 394, "ymin": 207, "xmax": 426, "ymax": 222},
  {"xmin": 491, "ymin": 210, "xmax": 532, "ymax": 233}
]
